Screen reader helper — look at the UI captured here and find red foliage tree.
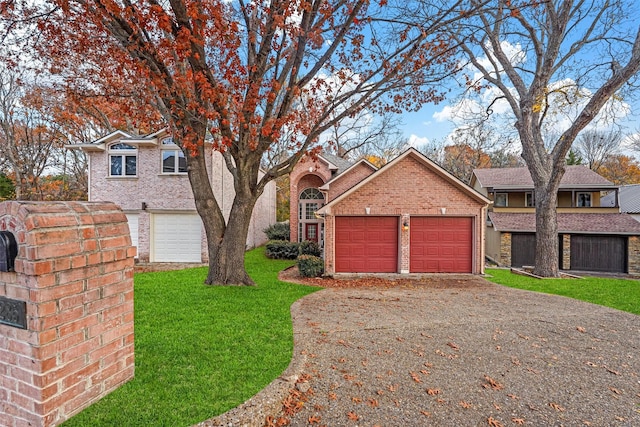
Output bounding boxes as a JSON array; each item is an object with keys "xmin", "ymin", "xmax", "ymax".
[{"xmin": 3, "ymin": 0, "xmax": 466, "ymax": 284}]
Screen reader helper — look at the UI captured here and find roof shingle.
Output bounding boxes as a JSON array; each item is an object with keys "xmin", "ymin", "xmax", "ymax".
[{"xmin": 473, "ymin": 166, "xmax": 614, "ymax": 188}]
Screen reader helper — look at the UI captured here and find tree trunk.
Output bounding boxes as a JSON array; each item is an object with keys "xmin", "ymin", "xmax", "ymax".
[
  {"xmin": 205, "ymin": 196, "xmax": 257, "ymax": 286},
  {"xmin": 533, "ymin": 183, "xmax": 560, "ymax": 277}
]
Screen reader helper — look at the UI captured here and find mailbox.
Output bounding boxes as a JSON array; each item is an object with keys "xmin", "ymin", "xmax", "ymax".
[{"xmin": 0, "ymin": 230, "xmax": 17, "ymax": 272}]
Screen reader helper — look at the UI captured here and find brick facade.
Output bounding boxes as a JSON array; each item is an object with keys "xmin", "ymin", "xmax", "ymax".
[
  {"xmin": 322, "ymin": 152, "xmax": 488, "ymax": 275},
  {"xmin": 0, "ymin": 201, "xmax": 135, "ymax": 427},
  {"xmin": 82, "ymin": 134, "xmax": 274, "ymax": 262}
]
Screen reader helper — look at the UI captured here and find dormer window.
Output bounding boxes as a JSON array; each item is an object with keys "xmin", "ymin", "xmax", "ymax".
[
  {"xmin": 577, "ymin": 192, "xmax": 592, "ymax": 207},
  {"xmin": 161, "ymin": 137, "xmax": 187, "ymax": 174},
  {"xmin": 109, "ymin": 143, "xmax": 137, "ymax": 177}
]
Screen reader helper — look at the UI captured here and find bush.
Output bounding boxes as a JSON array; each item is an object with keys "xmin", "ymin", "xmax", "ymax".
[
  {"xmin": 264, "ymin": 222, "xmax": 290, "ymax": 241},
  {"xmin": 297, "ymin": 255, "xmax": 324, "ymax": 277},
  {"xmin": 265, "ymin": 240, "xmax": 299, "ymax": 259},
  {"xmin": 298, "ymin": 240, "xmax": 322, "ymax": 257}
]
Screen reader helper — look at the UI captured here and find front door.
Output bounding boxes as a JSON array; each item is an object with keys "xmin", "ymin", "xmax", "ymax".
[{"xmin": 305, "ymin": 223, "xmax": 318, "ymax": 242}]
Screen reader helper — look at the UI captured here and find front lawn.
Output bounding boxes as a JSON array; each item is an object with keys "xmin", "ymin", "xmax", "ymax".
[
  {"xmin": 61, "ymin": 248, "xmax": 318, "ymax": 427},
  {"xmin": 486, "ymin": 268, "xmax": 640, "ymax": 315}
]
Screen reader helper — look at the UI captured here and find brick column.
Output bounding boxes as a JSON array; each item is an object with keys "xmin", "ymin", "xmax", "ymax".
[
  {"xmin": 0, "ymin": 201, "xmax": 135, "ymax": 427},
  {"xmin": 628, "ymin": 236, "xmax": 640, "ymax": 275},
  {"xmin": 500, "ymin": 232, "xmax": 512, "ymax": 266},
  {"xmin": 400, "ymin": 214, "xmax": 410, "ymax": 273}
]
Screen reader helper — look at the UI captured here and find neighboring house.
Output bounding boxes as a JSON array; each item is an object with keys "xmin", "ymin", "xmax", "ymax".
[
  {"xmin": 471, "ymin": 166, "xmax": 640, "ymax": 274},
  {"xmin": 290, "ymin": 148, "xmax": 490, "ymax": 275},
  {"xmin": 602, "ymin": 184, "xmax": 640, "ymax": 222},
  {"xmin": 67, "ymin": 129, "xmax": 275, "ymax": 263}
]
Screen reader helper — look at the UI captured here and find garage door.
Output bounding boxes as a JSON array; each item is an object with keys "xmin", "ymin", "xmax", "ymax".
[
  {"xmin": 125, "ymin": 214, "xmax": 139, "ymax": 258},
  {"xmin": 570, "ymin": 235, "xmax": 627, "ymax": 273},
  {"xmin": 511, "ymin": 233, "xmax": 536, "ymax": 268},
  {"xmin": 335, "ymin": 216, "xmax": 398, "ymax": 273},
  {"xmin": 410, "ymin": 217, "xmax": 472, "ymax": 273},
  {"xmin": 152, "ymin": 213, "xmax": 203, "ymax": 262}
]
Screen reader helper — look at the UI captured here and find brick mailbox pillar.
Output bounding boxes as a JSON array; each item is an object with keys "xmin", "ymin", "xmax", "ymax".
[{"xmin": 0, "ymin": 201, "xmax": 135, "ymax": 427}]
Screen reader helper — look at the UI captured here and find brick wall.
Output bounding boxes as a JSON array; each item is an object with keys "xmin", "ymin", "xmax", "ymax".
[
  {"xmin": 326, "ymin": 162, "xmax": 376, "ymax": 202},
  {"xmin": 0, "ymin": 201, "xmax": 135, "ymax": 427},
  {"xmin": 324, "ymin": 154, "xmax": 487, "ymax": 274},
  {"xmin": 289, "ymin": 157, "xmax": 332, "ymax": 243}
]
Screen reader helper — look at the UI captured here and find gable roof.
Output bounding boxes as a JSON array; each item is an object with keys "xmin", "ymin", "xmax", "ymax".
[
  {"xmin": 318, "ymin": 148, "xmax": 490, "ymax": 214},
  {"xmin": 319, "ymin": 152, "xmax": 354, "ymax": 176},
  {"xmin": 472, "ymin": 165, "xmax": 615, "ymax": 190},
  {"xmin": 318, "ymin": 158, "xmax": 378, "ymax": 191},
  {"xmin": 602, "ymin": 184, "xmax": 640, "ymax": 213},
  {"xmin": 489, "ymin": 212, "xmax": 640, "ymax": 234}
]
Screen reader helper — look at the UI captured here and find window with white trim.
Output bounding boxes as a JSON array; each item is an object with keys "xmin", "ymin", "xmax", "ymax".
[
  {"xmin": 576, "ymin": 192, "xmax": 592, "ymax": 207},
  {"xmin": 525, "ymin": 192, "xmax": 534, "ymax": 207},
  {"xmin": 109, "ymin": 143, "xmax": 137, "ymax": 177},
  {"xmin": 494, "ymin": 192, "xmax": 508, "ymax": 207},
  {"xmin": 161, "ymin": 137, "xmax": 187, "ymax": 174}
]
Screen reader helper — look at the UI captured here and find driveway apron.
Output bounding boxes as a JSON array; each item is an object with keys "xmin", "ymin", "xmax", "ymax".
[{"xmin": 286, "ymin": 279, "xmax": 640, "ymax": 426}]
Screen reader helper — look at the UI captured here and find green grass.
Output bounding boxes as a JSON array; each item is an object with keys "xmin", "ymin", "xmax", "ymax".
[
  {"xmin": 61, "ymin": 247, "xmax": 318, "ymax": 427},
  {"xmin": 486, "ymin": 268, "xmax": 640, "ymax": 315}
]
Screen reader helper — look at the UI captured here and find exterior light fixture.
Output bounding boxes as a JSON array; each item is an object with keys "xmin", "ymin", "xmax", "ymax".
[{"xmin": 402, "ymin": 220, "xmax": 409, "ymax": 231}]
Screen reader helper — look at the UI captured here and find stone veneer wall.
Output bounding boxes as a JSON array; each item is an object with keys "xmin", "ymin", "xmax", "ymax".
[
  {"xmin": 0, "ymin": 201, "xmax": 135, "ymax": 427},
  {"xmin": 628, "ymin": 236, "xmax": 640, "ymax": 275},
  {"xmin": 500, "ymin": 232, "xmax": 512, "ymax": 267},
  {"xmin": 561, "ymin": 234, "xmax": 571, "ymax": 270}
]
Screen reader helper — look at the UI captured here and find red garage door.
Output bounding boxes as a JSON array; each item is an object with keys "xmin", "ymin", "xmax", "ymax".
[
  {"xmin": 410, "ymin": 217, "xmax": 472, "ymax": 273},
  {"xmin": 335, "ymin": 216, "xmax": 398, "ymax": 273}
]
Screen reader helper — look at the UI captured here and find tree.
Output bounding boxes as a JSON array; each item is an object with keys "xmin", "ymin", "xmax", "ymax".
[
  {"xmin": 565, "ymin": 149, "xmax": 583, "ymax": 165},
  {"xmin": 573, "ymin": 129, "xmax": 621, "ymax": 172},
  {"xmin": 598, "ymin": 154, "xmax": 640, "ymax": 184},
  {"xmin": 450, "ymin": 0, "xmax": 640, "ymax": 277},
  {"xmin": 5, "ymin": 0, "xmax": 468, "ymax": 284}
]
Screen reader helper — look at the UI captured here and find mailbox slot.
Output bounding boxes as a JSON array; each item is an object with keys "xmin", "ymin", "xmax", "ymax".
[{"xmin": 0, "ymin": 231, "xmax": 17, "ymax": 272}]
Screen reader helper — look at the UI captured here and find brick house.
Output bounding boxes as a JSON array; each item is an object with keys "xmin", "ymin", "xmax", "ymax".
[
  {"xmin": 471, "ymin": 166, "xmax": 640, "ymax": 273},
  {"xmin": 290, "ymin": 148, "xmax": 490, "ymax": 275},
  {"xmin": 67, "ymin": 129, "xmax": 275, "ymax": 263}
]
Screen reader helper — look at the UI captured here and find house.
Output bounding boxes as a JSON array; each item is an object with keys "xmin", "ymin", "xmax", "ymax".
[
  {"xmin": 67, "ymin": 129, "xmax": 275, "ymax": 263},
  {"xmin": 602, "ymin": 184, "xmax": 640, "ymax": 222},
  {"xmin": 289, "ymin": 148, "xmax": 490, "ymax": 275},
  {"xmin": 471, "ymin": 166, "xmax": 640, "ymax": 274}
]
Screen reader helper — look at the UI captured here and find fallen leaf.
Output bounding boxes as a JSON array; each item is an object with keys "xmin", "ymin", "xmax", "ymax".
[
  {"xmin": 447, "ymin": 341, "xmax": 460, "ymax": 350},
  {"xmin": 576, "ymin": 326, "xmax": 586, "ymax": 333},
  {"xmin": 586, "ymin": 361, "xmax": 598, "ymax": 367},
  {"xmin": 347, "ymin": 412, "xmax": 359, "ymax": 421},
  {"xmin": 328, "ymin": 392, "xmax": 337, "ymax": 400},
  {"xmin": 609, "ymin": 387, "xmax": 622, "ymax": 395},
  {"xmin": 426, "ymin": 388, "xmax": 441, "ymax": 396},
  {"xmin": 493, "ymin": 402, "xmax": 501, "ymax": 410},
  {"xmin": 338, "ymin": 357, "xmax": 347, "ymax": 363},
  {"xmin": 351, "ymin": 397, "xmax": 362, "ymax": 404},
  {"xmin": 367, "ymin": 398, "xmax": 379, "ymax": 407},
  {"xmin": 410, "ymin": 372, "xmax": 422, "ymax": 383},
  {"xmin": 512, "ymin": 417, "xmax": 525, "ymax": 425},
  {"xmin": 507, "ymin": 394, "xmax": 519, "ymax": 400},
  {"xmin": 376, "ymin": 389, "xmax": 384, "ymax": 396},
  {"xmin": 459, "ymin": 400, "xmax": 472, "ymax": 408},
  {"xmin": 420, "ymin": 369, "xmax": 430, "ymax": 375},
  {"xmin": 605, "ymin": 366, "xmax": 621, "ymax": 375},
  {"xmin": 487, "ymin": 416, "xmax": 504, "ymax": 427},
  {"xmin": 549, "ymin": 402, "xmax": 565, "ymax": 411},
  {"xmin": 483, "ymin": 375, "xmax": 504, "ymax": 390},
  {"xmin": 615, "ymin": 416, "xmax": 625, "ymax": 421},
  {"xmin": 388, "ymin": 384, "xmax": 398, "ymax": 392},
  {"xmin": 420, "ymin": 410, "xmax": 432, "ymax": 417},
  {"xmin": 396, "ymin": 336, "xmax": 405, "ymax": 342},
  {"xmin": 308, "ymin": 415, "xmax": 321, "ymax": 424}
]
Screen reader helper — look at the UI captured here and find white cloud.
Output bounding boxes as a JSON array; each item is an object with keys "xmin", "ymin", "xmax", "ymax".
[{"xmin": 408, "ymin": 134, "xmax": 429, "ymax": 148}]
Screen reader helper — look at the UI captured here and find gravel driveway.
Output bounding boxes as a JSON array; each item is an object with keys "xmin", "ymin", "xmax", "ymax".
[{"xmin": 202, "ymin": 275, "xmax": 640, "ymax": 427}]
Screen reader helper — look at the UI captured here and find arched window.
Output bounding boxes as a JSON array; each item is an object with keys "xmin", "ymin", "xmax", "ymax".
[
  {"xmin": 298, "ymin": 187, "xmax": 325, "ymax": 243},
  {"xmin": 109, "ymin": 143, "xmax": 137, "ymax": 177},
  {"xmin": 300, "ymin": 188, "xmax": 324, "ymax": 200}
]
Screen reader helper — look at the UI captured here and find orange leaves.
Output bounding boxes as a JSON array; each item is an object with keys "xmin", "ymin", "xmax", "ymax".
[
  {"xmin": 487, "ymin": 416, "xmax": 504, "ymax": 427},
  {"xmin": 426, "ymin": 388, "xmax": 441, "ymax": 396},
  {"xmin": 346, "ymin": 411, "xmax": 359, "ymax": 421},
  {"xmin": 548, "ymin": 402, "xmax": 565, "ymax": 412},
  {"xmin": 482, "ymin": 375, "xmax": 504, "ymax": 390}
]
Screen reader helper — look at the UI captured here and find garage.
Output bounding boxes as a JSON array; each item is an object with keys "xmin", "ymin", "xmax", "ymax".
[
  {"xmin": 570, "ymin": 234, "xmax": 627, "ymax": 273},
  {"xmin": 335, "ymin": 216, "xmax": 398, "ymax": 273},
  {"xmin": 510, "ymin": 233, "xmax": 535, "ymax": 268},
  {"xmin": 410, "ymin": 217, "xmax": 473, "ymax": 273},
  {"xmin": 152, "ymin": 213, "xmax": 203, "ymax": 262},
  {"xmin": 125, "ymin": 213, "xmax": 139, "ymax": 258}
]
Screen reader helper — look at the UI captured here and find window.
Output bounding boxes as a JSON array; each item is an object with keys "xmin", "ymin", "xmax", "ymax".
[
  {"xmin": 525, "ymin": 192, "xmax": 534, "ymax": 207},
  {"xmin": 300, "ymin": 188, "xmax": 324, "ymax": 200},
  {"xmin": 161, "ymin": 138, "xmax": 187, "ymax": 174},
  {"xmin": 577, "ymin": 192, "xmax": 592, "ymax": 207},
  {"xmin": 305, "ymin": 203, "xmax": 318, "ymax": 220},
  {"xmin": 109, "ymin": 143, "xmax": 137, "ymax": 177},
  {"xmin": 494, "ymin": 193, "xmax": 508, "ymax": 207}
]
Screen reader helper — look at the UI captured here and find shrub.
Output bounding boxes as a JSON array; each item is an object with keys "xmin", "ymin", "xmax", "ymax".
[
  {"xmin": 264, "ymin": 222, "xmax": 290, "ymax": 241},
  {"xmin": 298, "ymin": 240, "xmax": 322, "ymax": 257},
  {"xmin": 265, "ymin": 240, "xmax": 299, "ymax": 259},
  {"xmin": 297, "ymin": 255, "xmax": 324, "ymax": 277}
]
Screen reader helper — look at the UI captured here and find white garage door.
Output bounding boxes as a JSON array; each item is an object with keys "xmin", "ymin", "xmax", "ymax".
[
  {"xmin": 152, "ymin": 213, "xmax": 203, "ymax": 262},
  {"xmin": 125, "ymin": 214, "xmax": 139, "ymax": 258}
]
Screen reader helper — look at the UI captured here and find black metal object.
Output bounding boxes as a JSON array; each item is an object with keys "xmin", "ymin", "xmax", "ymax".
[
  {"xmin": 0, "ymin": 296, "xmax": 27, "ymax": 329},
  {"xmin": 0, "ymin": 231, "xmax": 17, "ymax": 272}
]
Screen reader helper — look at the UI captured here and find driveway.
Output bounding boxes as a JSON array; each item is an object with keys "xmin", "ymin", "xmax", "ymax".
[{"xmin": 203, "ymin": 276, "xmax": 640, "ymax": 426}]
